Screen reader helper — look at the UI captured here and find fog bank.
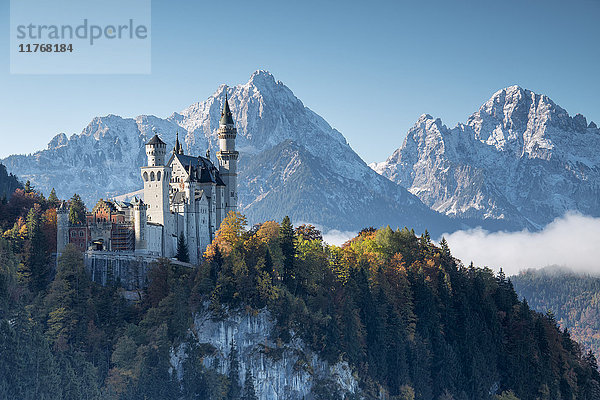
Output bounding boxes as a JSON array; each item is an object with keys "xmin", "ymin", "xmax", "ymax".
[{"xmin": 441, "ymin": 213, "xmax": 600, "ymax": 275}]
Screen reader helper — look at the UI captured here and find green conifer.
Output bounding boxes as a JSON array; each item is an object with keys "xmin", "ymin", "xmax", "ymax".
[
  {"xmin": 176, "ymin": 232, "xmax": 190, "ymax": 263},
  {"xmin": 227, "ymin": 340, "xmax": 241, "ymax": 400},
  {"xmin": 68, "ymin": 194, "xmax": 86, "ymax": 225},
  {"xmin": 243, "ymin": 368, "xmax": 258, "ymax": 400},
  {"xmin": 279, "ymin": 216, "xmax": 295, "ymax": 288}
]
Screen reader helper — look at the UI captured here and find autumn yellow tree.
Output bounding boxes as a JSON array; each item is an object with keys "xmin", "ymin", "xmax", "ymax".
[
  {"xmin": 255, "ymin": 220, "xmax": 280, "ymax": 243},
  {"xmin": 205, "ymin": 211, "xmax": 247, "ymax": 258}
]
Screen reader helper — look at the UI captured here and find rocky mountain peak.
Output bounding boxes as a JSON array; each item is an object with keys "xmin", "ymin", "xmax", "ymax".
[
  {"xmin": 47, "ymin": 133, "xmax": 68, "ymax": 150},
  {"xmin": 373, "ymin": 86, "xmax": 600, "ymax": 230},
  {"xmin": 414, "ymin": 114, "xmax": 446, "ymax": 131},
  {"xmin": 248, "ymin": 69, "xmax": 277, "ymax": 87},
  {"xmin": 416, "ymin": 113, "xmax": 434, "ymax": 123},
  {"xmin": 482, "ymin": 86, "xmax": 575, "ymax": 130}
]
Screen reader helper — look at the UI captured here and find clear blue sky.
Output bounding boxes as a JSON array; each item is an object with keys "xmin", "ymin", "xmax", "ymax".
[{"xmin": 1, "ymin": 0, "xmax": 599, "ymax": 163}]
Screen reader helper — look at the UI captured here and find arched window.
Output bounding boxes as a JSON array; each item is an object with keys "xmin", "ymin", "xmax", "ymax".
[
  {"xmin": 150, "ymin": 171, "xmax": 155, "ymax": 181},
  {"xmin": 71, "ymin": 231, "xmax": 76, "ymax": 237},
  {"xmin": 79, "ymin": 231, "xmax": 84, "ymax": 237},
  {"xmin": 157, "ymin": 171, "xmax": 161, "ymax": 181},
  {"xmin": 143, "ymin": 172, "xmax": 148, "ymax": 181}
]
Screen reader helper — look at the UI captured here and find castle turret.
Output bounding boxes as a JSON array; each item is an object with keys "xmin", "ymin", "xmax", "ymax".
[
  {"xmin": 216, "ymin": 93, "xmax": 239, "ymax": 217},
  {"xmin": 56, "ymin": 201, "xmax": 69, "ymax": 253},
  {"xmin": 141, "ymin": 133, "xmax": 171, "ymax": 226},
  {"xmin": 173, "ymin": 131, "xmax": 184, "ymax": 155},
  {"xmin": 145, "ymin": 133, "xmax": 167, "ymax": 166},
  {"xmin": 133, "ymin": 197, "xmax": 147, "ymax": 253}
]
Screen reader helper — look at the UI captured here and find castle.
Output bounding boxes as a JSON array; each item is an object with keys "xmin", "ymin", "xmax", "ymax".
[{"xmin": 56, "ymin": 95, "xmax": 239, "ymax": 265}]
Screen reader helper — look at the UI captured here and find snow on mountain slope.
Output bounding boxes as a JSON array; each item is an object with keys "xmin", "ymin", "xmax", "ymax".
[
  {"xmin": 371, "ymin": 86, "xmax": 600, "ymax": 229},
  {"xmin": 2, "ymin": 70, "xmax": 454, "ymax": 235}
]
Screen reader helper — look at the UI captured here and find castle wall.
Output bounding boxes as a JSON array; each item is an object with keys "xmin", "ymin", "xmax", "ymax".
[
  {"xmin": 84, "ymin": 252, "xmax": 195, "ymax": 290},
  {"xmin": 146, "ymin": 223, "xmax": 163, "ymax": 256},
  {"xmin": 56, "ymin": 208, "xmax": 69, "ymax": 253},
  {"xmin": 197, "ymin": 198, "xmax": 211, "ymax": 260},
  {"xmin": 134, "ymin": 204, "xmax": 147, "ymax": 252},
  {"xmin": 85, "ymin": 252, "xmax": 154, "ymax": 290}
]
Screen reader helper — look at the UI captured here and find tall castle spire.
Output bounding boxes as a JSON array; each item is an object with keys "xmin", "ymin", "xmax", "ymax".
[
  {"xmin": 220, "ymin": 93, "xmax": 235, "ymax": 126},
  {"xmin": 174, "ymin": 131, "xmax": 183, "ymax": 155}
]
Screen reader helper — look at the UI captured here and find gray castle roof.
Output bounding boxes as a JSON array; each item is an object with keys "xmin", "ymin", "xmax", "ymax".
[
  {"xmin": 147, "ymin": 134, "xmax": 166, "ymax": 146},
  {"xmin": 220, "ymin": 94, "xmax": 234, "ymax": 126},
  {"xmin": 172, "ymin": 153, "xmax": 226, "ymax": 186}
]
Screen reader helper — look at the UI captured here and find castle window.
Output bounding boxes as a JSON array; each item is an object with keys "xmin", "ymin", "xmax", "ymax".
[
  {"xmin": 150, "ymin": 171, "xmax": 155, "ymax": 181},
  {"xmin": 157, "ymin": 171, "xmax": 161, "ymax": 181},
  {"xmin": 79, "ymin": 231, "xmax": 84, "ymax": 237},
  {"xmin": 143, "ymin": 172, "xmax": 148, "ymax": 181}
]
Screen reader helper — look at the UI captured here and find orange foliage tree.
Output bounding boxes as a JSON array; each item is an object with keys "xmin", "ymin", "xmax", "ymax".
[{"xmin": 204, "ymin": 211, "xmax": 247, "ymax": 259}]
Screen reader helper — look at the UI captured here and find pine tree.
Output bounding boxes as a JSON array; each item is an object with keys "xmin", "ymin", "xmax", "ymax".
[
  {"xmin": 47, "ymin": 188, "xmax": 60, "ymax": 208},
  {"xmin": 210, "ymin": 245, "xmax": 223, "ymax": 283},
  {"xmin": 498, "ymin": 268, "xmax": 506, "ymax": 283},
  {"xmin": 439, "ymin": 237, "xmax": 451, "ymax": 258},
  {"xmin": 137, "ymin": 334, "xmax": 179, "ymax": 400},
  {"xmin": 227, "ymin": 340, "xmax": 241, "ymax": 400},
  {"xmin": 243, "ymin": 368, "xmax": 258, "ymax": 400},
  {"xmin": 68, "ymin": 193, "xmax": 86, "ymax": 225},
  {"xmin": 585, "ymin": 349, "xmax": 598, "ymax": 370},
  {"xmin": 279, "ymin": 216, "xmax": 295, "ymax": 289},
  {"xmin": 177, "ymin": 232, "xmax": 190, "ymax": 263},
  {"xmin": 45, "ymin": 244, "xmax": 88, "ymax": 349},
  {"xmin": 24, "ymin": 180, "xmax": 34, "ymax": 193},
  {"xmin": 264, "ymin": 247, "xmax": 275, "ymax": 284},
  {"xmin": 25, "ymin": 206, "xmax": 50, "ymax": 292}
]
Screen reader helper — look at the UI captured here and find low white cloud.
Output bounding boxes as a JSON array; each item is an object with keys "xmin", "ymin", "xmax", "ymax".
[
  {"xmin": 322, "ymin": 229, "xmax": 357, "ymax": 246},
  {"xmin": 292, "ymin": 220, "xmax": 357, "ymax": 246},
  {"xmin": 441, "ymin": 213, "xmax": 600, "ymax": 275}
]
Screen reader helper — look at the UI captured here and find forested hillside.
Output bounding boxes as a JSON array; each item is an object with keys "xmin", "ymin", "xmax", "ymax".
[
  {"xmin": 512, "ymin": 268, "xmax": 600, "ymax": 360},
  {"xmin": 1, "ymin": 186, "xmax": 599, "ymax": 399},
  {"xmin": 0, "ymin": 163, "xmax": 22, "ymax": 200}
]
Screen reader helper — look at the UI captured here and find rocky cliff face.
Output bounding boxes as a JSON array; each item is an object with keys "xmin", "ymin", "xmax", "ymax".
[
  {"xmin": 171, "ymin": 308, "xmax": 358, "ymax": 400},
  {"xmin": 2, "ymin": 70, "xmax": 453, "ymax": 235},
  {"xmin": 371, "ymin": 86, "xmax": 600, "ymax": 230}
]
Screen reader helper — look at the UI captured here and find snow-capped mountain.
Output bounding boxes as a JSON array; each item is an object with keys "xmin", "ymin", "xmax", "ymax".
[
  {"xmin": 371, "ymin": 86, "xmax": 600, "ymax": 230},
  {"xmin": 2, "ymin": 70, "xmax": 455, "ymax": 235}
]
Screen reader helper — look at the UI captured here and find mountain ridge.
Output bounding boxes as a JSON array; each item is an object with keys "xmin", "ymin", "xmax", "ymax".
[
  {"xmin": 2, "ymin": 70, "xmax": 455, "ymax": 235},
  {"xmin": 371, "ymin": 85, "xmax": 600, "ymax": 230}
]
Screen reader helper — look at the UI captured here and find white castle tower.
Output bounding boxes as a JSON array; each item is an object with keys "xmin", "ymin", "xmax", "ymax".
[
  {"xmin": 216, "ymin": 93, "xmax": 239, "ymax": 214},
  {"xmin": 141, "ymin": 133, "xmax": 171, "ymax": 226},
  {"xmin": 56, "ymin": 201, "xmax": 69, "ymax": 254},
  {"xmin": 132, "ymin": 197, "xmax": 147, "ymax": 253}
]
